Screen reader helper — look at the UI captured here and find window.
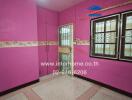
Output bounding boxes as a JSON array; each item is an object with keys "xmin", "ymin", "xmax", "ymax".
[
  {"xmin": 59, "ymin": 25, "xmax": 72, "ymax": 46},
  {"xmin": 91, "ymin": 14, "xmax": 120, "ymax": 59},
  {"xmin": 120, "ymin": 11, "xmax": 132, "ymax": 61},
  {"xmin": 91, "ymin": 10, "xmax": 132, "ymax": 61}
]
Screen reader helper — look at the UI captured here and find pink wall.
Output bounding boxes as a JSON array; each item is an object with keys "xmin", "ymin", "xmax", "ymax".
[
  {"xmin": 37, "ymin": 7, "xmax": 58, "ymax": 76},
  {"xmin": 59, "ymin": 0, "xmax": 132, "ymax": 93},
  {"xmin": 0, "ymin": 0, "xmax": 132, "ymax": 94},
  {"xmin": 0, "ymin": 0, "xmax": 39, "ymax": 92}
]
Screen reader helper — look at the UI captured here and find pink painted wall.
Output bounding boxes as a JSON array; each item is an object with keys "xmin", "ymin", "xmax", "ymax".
[
  {"xmin": 37, "ymin": 7, "xmax": 58, "ymax": 76},
  {"xmin": 59, "ymin": 0, "xmax": 132, "ymax": 93},
  {"xmin": 0, "ymin": 0, "xmax": 39, "ymax": 92}
]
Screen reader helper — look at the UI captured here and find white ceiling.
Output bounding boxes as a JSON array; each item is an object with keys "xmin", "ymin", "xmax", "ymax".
[{"xmin": 36, "ymin": 0, "xmax": 87, "ymax": 12}]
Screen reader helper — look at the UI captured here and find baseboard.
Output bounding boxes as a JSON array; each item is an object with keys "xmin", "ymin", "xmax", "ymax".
[
  {"xmin": 0, "ymin": 79, "xmax": 39, "ymax": 96},
  {"xmin": 74, "ymin": 74, "xmax": 132, "ymax": 98}
]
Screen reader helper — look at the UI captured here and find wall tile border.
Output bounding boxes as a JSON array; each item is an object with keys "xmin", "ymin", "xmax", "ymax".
[
  {"xmin": 0, "ymin": 40, "xmax": 90, "ymax": 48},
  {"xmin": 0, "ymin": 41, "xmax": 58, "ymax": 48}
]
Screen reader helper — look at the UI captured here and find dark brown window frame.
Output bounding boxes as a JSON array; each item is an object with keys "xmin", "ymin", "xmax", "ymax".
[
  {"xmin": 90, "ymin": 10, "xmax": 132, "ymax": 62},
  {"xmin": 120, "ymin": 11, "xmax": 132, "ymax": 61},
  {"xmin": 90, "ymin": 14, "xmax": 120, "ymax": 59}
]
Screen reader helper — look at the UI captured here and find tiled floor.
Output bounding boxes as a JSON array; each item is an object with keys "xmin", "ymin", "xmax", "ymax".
[{"xmin": 0, "ymin": 74, "xmax": 132, "ymax": 100}]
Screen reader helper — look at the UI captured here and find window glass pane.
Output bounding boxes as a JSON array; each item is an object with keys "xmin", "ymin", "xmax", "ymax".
[
  {"xmin": 65, "ymin": 26, "xmax": 70, "ymax": 33},
  {"xmin": 105, "ymin": 44, "xmax": 115, "ymax": 55},
  {"xmin": 124, "ymin": 44, "xmax": 132, "ymax": 57},
  {"xmin": 65, "ymin": 28, "xmax": 67, "ymax": 33},
  {"xmin": 61, "ymin": 40, "xmax": 66, "ymax": 45},
  {"xmin": 106, "ymin": 20, "xmax": 111, "ymax": 31},
  {"xmin": 105, "ymin": 32, "xmax": 116, "ymax": 43},
  {"xmin": 67, "ymin": 27, "xmax": 71, "ymax": 33},
  {"xmin": 105, "ymin": 44, "xmax": 110, "ymax": 54},
  {"xmin": 61, "ymin": 37, "xmax": 71, "ymax": 46},
  {"xmin": 60, "ymin": 26, "xmax": 71, "ymax": 46},
  {"xmin": 125, "ymin": 30, "xmax": 132, "ymax": 43},
  {"xmin": 125, "ymin": 37, "xmax": 132, "ymax": 43},
  {"xmin": 96, "ymin": 23, "xmax": 99, "ymax": 32},
  {"xmin": 126, "ymin": 16, "xmax": 132, "ymax": 29},
  {"xmin": 111, "ymin": 20, "xmax": 116, "ymax": 31},
  {"xmin": 95, "ymin": 33, "xmax": 104, "ymax": 43},
  {"xmin": 95, "ymin": 44, "xmax": 104, "ymax": 54},
  {"xmin": 109, "ymin": 44, "xmax": 115, "ymax": 55},
  {"xmin": 95, "ymin": 34, "xmax": 99, "ymax": 43},
  {"xmin": 95, "ymin": 44, "xmax": 98, "ymax": 53},
  {"xmin": 67, "ymin": 40, "xmax": 70, "ymax": 46},
  {"xmin": 106, "ymin": 19, "xmax": 116, "ymax": 31},
  {"xmin": 61, "ymin": 54, "xmax": 67, "ymax": 61},
  {"xmin": 62, "ymin": 27, "xmax": 65, "ymax": 33},
  {"xmin": 96, "ymin": 22, "xmax": 104, "ymax": 32},
  {"xmin": 101, "ymin": 22, "xmax": 104, "ymax": 32},
  {"xmin": 125, "ymin": 30, "xmax": 132, "ymax": 36}
]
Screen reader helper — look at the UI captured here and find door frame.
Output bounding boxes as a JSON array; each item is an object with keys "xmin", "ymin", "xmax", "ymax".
[{"xmin": 58, "ymin": 23, "xmax": 74, "ymax": 75}]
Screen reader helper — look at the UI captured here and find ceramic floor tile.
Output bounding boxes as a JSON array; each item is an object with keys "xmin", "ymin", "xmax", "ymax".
[
  {"xmin": 5, "ymin": 93, "xmax": 27, "ymax": 100},
  {"xmin": 22, "ymin": 89, "xmax": 42, "ymax": 100},
  {"xmin": 1, "ymin": 74, "xmax": 131, "ymax": 100},
  {"xmin": 32, "ymin": 75, "xmax": 92, "ymax": 100},
  {"xmin": 91, "ymin": 88, "xmax": 132, "ymax": 100},
  {"xmin": 91, "ymin": 92, "xmax": 116, "ymax": 100},
  {"xmin": 77, "ymin": 85, "xmax": 101, "ymax": 100}
]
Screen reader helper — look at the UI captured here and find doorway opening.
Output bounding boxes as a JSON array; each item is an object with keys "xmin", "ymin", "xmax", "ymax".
[{"xmin": 58, "ymin": 24, "xmax": 74, "ymax": 75}]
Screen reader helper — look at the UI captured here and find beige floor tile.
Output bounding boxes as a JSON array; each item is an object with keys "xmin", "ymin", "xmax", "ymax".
[
  {"xmin": 32, "ymin": 75, "xmax": 92, "ymax": 100},
  {"xmin": 77, "ymin": 85, "xmax": 101, "ymax": 100},
  {"xmin": 5, "ymin": 93, "xmax": 27, "ymax": 100},
  {"xmin": 22, "ymin": 89, "xmax": 42, "ymax": 100},
  {"xmin": 1, "ymin": 74, "xmax": 131, "ymax": 100},
  {"xmin": 91, "ymin": 88, "xmax": 132, "ymax": 100}
]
